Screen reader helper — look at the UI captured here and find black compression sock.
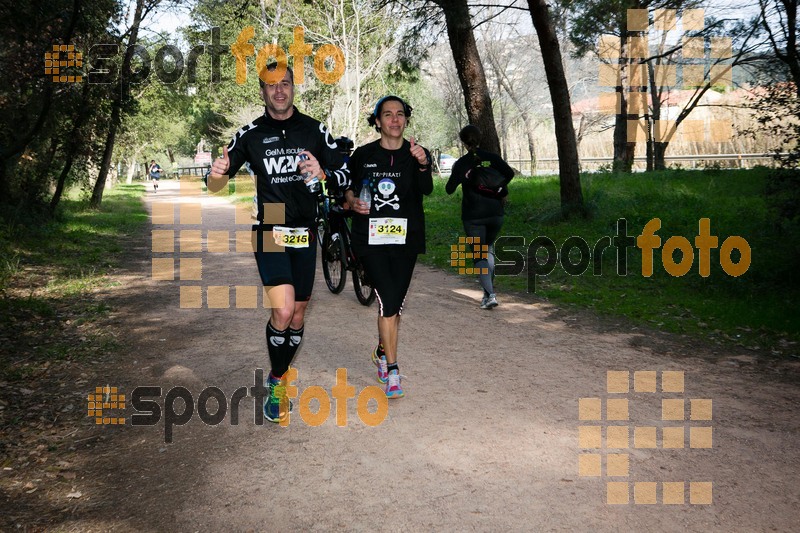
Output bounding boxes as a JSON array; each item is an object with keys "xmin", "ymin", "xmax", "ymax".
[
  {"xmin": 376, "ymin": 342, "xmax": 385, "ymax": 357},
  {"xmin": 287, "ymin": 325, "xmax": 304, "ymax": 362},
  {"xmin": 266, "ymin": 321, "xmax": 290, "ymax": 377},
  {"xmin": 387, "ymin": 363, "xmax": 399, "ymax": 374}
]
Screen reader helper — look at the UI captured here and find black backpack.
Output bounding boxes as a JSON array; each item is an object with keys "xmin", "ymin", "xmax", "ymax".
[{"xmin": 468, "ymin": 156, "xmax": 507, "ymax": 198}]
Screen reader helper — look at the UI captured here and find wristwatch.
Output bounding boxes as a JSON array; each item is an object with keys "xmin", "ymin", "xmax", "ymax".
[{"xmin": 419, "ymin": 154, "xmax": 431, "ymax": 171}]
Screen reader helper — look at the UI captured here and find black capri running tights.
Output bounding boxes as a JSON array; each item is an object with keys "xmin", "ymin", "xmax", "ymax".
[{"xmin": 360, "ymin": 253, "xmax": 418, "ymax": 317}]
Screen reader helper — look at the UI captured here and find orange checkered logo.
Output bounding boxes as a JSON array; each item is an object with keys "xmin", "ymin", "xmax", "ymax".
[
  {"xmin": 595, "ymin": 9, "xmax": 734, "ymax": 144},
  {"xmin": 450, "ymin": 236, "xmax": 489, "ymax": 275},
  {"xmin": 46, "ymin": 44, "xmax": 83, "ymax": 83},
  {"xmin": 150, "ymin": 177, "xmax": 293, "ymax": 309},
  {"xmin": 87, "ymin": 385, "xmax": 126, "ymax": 425},
  {"xmin": 578, "ymin": 371, "xmax": 713, "ymax": 505}
]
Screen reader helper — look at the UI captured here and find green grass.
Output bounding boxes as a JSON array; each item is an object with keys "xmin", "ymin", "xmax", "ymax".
[
  {"xmin": 424, "ymin": 168, "xmax": 800, "ymax": 354},
  {"xmin": 0, "ymin": 184, "xmax": 147, "ymax": 379},
  {"xmin": 1, "ymin": 185, "xmax": 148, "ymax": 294}
]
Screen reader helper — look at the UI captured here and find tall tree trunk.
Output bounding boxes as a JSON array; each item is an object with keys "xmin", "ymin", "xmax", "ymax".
[
  {"xmin": 525, "ymin": 124, "xmax": 537, "ymax": 176},
  {"xmin": 50, "ymin": 154, "xmax": 75, "ymax": 213},
  {"xmin": 612, "ymin": 30, "xmax": 629, "ymax": 173},
  {"xmin": 624, "ymin": 103, "xmax": 637, "ymax": 172},
  {"xmin": 612, "ymin": 93, "xmax": 628, "ymax": 172},
  {"xmin": 50, "ymin": 82, "xmax": 93, "ymax": 212},
  {"xmin": 611, "ymin": 19, "xmax": 640, "ymax": 173},
  {"xmin": 654, "ymin": 142, "xmax": 668, "ymax": 171},
  {"xmin": 645, "ymin": 115, "xmax": 654, "ymax": 172},
  {"xmin": 125, "ymin": 155, "xmax": 139, "ymax": 184},
  {"xmin": 90, "ymin": 81, "xmax": 122, "ymax": 207},
  {"xmin": 90, "ymin": 0, "xmax": 146, "ymax": 207},
  {"xmin": 648, "ymin": 60, "xmax": 669, "ymax": 170},
  {"xmin": 435, "ymin": 0, "xmax": 502, "ymax": 154},
  {"xmin": 40, "ymin": 138, "xmax": 61, "ymax": 184},
  {"xmin": 527, "ymin": 0, "xmax": 584, "ymax": 216}
]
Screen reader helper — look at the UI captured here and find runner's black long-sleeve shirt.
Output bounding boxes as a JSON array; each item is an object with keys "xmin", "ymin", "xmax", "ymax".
[
  {"xmin": 226, "ymin": 106, "xmax": 345, "ymax": 227},
  {"xmin": 345, "ymin": 139, "xmax": 433, "ymax": 256}
]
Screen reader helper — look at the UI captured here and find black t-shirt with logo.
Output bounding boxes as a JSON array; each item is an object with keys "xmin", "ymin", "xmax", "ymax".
[
  {"xmin": 226, "ymin": 106, "xmax": 346, "ymax": 227},
  {"xmin": 346, "ymin": 139, "xmax": 433, "ymax": 257}
]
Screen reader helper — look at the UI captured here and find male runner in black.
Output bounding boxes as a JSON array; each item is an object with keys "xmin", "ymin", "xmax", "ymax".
[{"xmin": 209, "ymin": 63, "xmax": 345, "ymax": 422}]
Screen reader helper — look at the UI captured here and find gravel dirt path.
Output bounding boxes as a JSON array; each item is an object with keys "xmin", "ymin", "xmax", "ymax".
[{"xmin": 8, "ymin": 179, "xmax": 798, "ymax": 532}]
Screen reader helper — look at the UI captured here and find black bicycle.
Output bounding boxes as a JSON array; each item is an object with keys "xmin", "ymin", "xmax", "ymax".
[{"xmin": 318, "ymin": 194, "xmax": 376, "ymax": 306}]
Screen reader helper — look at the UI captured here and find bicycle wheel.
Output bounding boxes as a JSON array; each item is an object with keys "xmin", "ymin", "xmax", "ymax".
[
  {"xmin": 353, "ymin": 260, "xmax": 376, "ymax": 306},
  {"xmin": 322, "ymin": 232, "xmax": 347, "ymax": 294}
]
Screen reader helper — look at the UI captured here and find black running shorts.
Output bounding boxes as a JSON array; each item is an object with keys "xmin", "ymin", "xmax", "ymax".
[
  {"xmin": 361, "ymin": 253, "xmax": 417, "ymax": 317},
  {"xmin": 252, "ymin": 225, "xmax": 317, "ymax": 301}
]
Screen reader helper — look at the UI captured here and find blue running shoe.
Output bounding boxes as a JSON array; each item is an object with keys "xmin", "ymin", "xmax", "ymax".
[{"xmin": 264, "ymin": 373, "xmax": 293, "ymax": 423}]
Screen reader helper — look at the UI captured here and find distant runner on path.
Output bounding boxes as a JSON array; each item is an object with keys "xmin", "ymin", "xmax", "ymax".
[
  {"xmin": 446, "ymin": 124, "xmax": 514, "ymax": 309},
  {"xmin": 148, "ymin": 160, "xmax": 162, "ymax": 193}
]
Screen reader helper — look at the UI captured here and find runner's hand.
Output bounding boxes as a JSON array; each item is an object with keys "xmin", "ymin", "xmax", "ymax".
[
  {"xmin": 210, "ymin": 147, "xmax": 230, "ymax": 178},
  {"xmin": 346, "ymin": 190, "xmax": 370, "ymax": 215},
  {"xmin": 298, "ymin": 150, "xmax": 323, "ymax": 183},
  {"xmin": 409, "ymin": 137, "xmax": 428, "ymax": 167}
]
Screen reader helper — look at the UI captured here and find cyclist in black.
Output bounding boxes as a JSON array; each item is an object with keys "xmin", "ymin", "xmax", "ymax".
[
  {"xmin": 446, "ymin": 124, "xmax": 515, "ymax": 309},
  {"xmin": 209, "ymin": 62, "xmax": 345, "ymax": 423},
  {"xmin": 344, "ymin": 96, "xmax": 433, "ymax": 398}
]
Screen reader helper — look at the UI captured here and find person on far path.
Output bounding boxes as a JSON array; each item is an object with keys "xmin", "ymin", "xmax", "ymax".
[
  {"xmin": 446, "ymin": 124, "xmax": 515, "ymax": 309},
  {"xmin": 148, "ymin": 160, "xmax": 162, "ymax": 192},
  {"xmin": 343, "ymin": 95, "xmax": 433, "ymax": 399},
  {"xmin": 209, "ymin": 62, "xmax": 345, "ymax": 423}
]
